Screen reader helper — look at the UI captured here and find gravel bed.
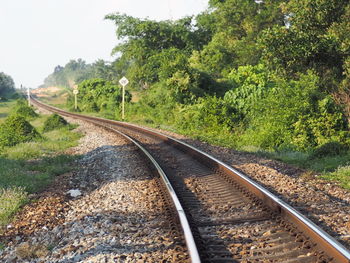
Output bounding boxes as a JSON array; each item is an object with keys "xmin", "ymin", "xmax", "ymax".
[
  {"xmin": 145, "ymin": 126, "xmax": 350, "ymax": 249},
  {"xmin": 0, "ymin": 116, "xmax": 188, "ymax": 262}
]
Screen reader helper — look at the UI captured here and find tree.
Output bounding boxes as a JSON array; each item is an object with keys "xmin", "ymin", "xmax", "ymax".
[
  {"xmin": 190, "ymin": 0, "xmax": 286, "ymax": 77},
  {"xmin": 74, "ymin": 78, "xmax": 131, "ymax": 112},
  {"xmin": 0, "ymin": 72, "xmax": 15, "ymax": 98},
  {"xmin": 105, "ymin": 13, "xmax": 208, "ymax": 88},
  {"xmin": 259, "ymin": 0, "xmax": 350, "ymax": 90}
]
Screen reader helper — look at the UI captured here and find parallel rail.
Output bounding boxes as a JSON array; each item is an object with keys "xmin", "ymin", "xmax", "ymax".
[{"xmin": 32, "ymin": 97, "xmax": 350, "ymax": 263}]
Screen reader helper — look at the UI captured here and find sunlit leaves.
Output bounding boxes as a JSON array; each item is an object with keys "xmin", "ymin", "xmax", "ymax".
[{"xmin": 259, "ymin": 0, "xmax": 350, "ymax": 86}]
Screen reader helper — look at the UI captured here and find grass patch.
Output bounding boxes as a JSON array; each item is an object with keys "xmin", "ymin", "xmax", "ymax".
[
  {"xmin": 0, "ymin": 99, "xmax": 82, "ymax": 228},
  {"xmin": 259, "ymin": 149, "xmax": 350, "ymax": 173},
  {"xmin": 0, "ymin": 100, "xmax": 15, "ymax": 124},
  {"xmin": 322, "ymin": 166, "xmax": 350, "ymax": 190},
  {"xmin": 0, "ymin": 155, "xmax": 77, "ymax": 194},
  {"xmin": 244, "ymin": 147, "xmax": 350, "ymax": 189},
  {"xmin": 0, "ymin": 187, "xmax": 27, "ymax": 226},
  {"xmin": 3, "ymin": 127, "xmax": 80, "ymax": 160}
]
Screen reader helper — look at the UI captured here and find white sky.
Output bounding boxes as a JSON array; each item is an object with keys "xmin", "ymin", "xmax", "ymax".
[{"xmin": 0, "ymin": 0, "xmax": 208, "ymax": 89}]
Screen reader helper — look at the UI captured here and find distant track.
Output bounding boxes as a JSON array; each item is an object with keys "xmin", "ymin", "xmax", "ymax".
[{"xmin": 32, "ymin": 97, "xmax": 350, "ymax": 263}]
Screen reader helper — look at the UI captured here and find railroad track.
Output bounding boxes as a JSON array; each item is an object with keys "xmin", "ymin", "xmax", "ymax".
[{"xmin": 32, "ymin": 97, "xmax": 350, "ymax": 263}]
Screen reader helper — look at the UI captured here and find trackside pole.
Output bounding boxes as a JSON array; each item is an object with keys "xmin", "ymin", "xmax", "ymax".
[
  {"xmin": 27, "ymin": 87, "xmax": 30, "ymax": 106},
  {"xmin": 73, "ymin": 85, "xmax": 79, "ymax": 110},
  {"xmin": 122, "ymin": 85, "xmax": 125, "ymax": 120},
  {"xmin": 119, "ymin": 77, "xmax": 129, "ymax": 120}
]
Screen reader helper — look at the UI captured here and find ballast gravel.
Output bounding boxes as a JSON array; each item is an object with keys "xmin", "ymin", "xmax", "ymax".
[
  {"xmin": 147, "ymin": 126, "xmax": 350, "ymax": 249},
  {"xmin": 0, "ymin": 118, "xmax": 188, "ymax": 262}
]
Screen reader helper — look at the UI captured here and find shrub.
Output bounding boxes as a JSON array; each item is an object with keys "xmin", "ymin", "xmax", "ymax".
[
  {"xmin": 310, "ymin": 142, "xmax": 349, "ymax": 159},
  {"xmin": 238, "ymin": 71, "xmax": 350, "ymax": 151},
  {"xmin": 11, "ymin": 99, "xmax": 38, "ymax": 119},
  {"xmin": 224, "ymin": 64, "xmax": 275, "ymax": 121},
  {"xmin": 14, "ymin": 99, "xmax": 28, "ymax": 107},
  {"xmin": 0, "ymin": 115, "xmax": 41, "ymax": 148},
  {"xmin": 13, "ymin": 105, "xmax": 38, "ymax": 119},
  {"xmin": 323, "ymin": 165, "xmax": 350, "ymax": 189},
  {"xmin": 42, "ymin": 114, "xmax": 68, "ymax": 132},
  {"xmin": 70, "ymin": 79, "xmax": 131, "ymax": 113}
]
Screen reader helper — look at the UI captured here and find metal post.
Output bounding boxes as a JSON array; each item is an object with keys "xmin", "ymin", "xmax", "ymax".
[
  {"xmin": 118, "ymin": 77, "xmax": 129, "ymax": 121},
  {"xmin": 122, "ymin": 85, "xmax": 125, "ymax": 120},
  {"xmin": 74, "ymin": 93, "xmax": 77, "ymax": 110},
  {"xmin": 73, "ymin": 86, "xmax": 79, "ymax": 111}
]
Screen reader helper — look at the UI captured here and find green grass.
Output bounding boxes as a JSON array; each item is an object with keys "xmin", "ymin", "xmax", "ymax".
[
  {"xmin": 0, "ymin": 155, "xmax": 77, "ymax": 194},
  {"xmin": 322, "ymin": 166, "xmax": 350, "ymax": 189},
  {"xmin": 0, "ymin": 100, "xmax": 15, "ymax": 123},
  {"xmin": 0, "ymin": 187, "xmax": 27, "ymax": 227},
  {"xmin": 0, "ymin": 99, "xmax": 82, "ymax": 227},
  {"xmin": 243, "ymin": 147, "xmax": 350, "ymax": 189}
]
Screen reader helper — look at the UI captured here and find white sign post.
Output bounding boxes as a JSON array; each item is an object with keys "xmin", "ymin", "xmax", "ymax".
[
  {"xmin": 73, "ymin": 85, "xmax": 79, "ymax": 110},
  {"xmin": 119, "ymin": 77, "xmax": 129, "ymax": 120},
  {"xmin": 27, "ymin": 86, "xmax": 30, "ymax": 106}
]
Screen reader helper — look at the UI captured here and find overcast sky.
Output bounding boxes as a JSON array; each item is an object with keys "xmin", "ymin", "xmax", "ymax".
[{"xmin": 0, "ymin": 0, "xmax": 208, "ymax": 89}]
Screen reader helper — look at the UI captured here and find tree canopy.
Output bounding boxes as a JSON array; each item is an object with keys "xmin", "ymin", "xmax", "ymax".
[
  {"xmin": 42, "ymin": 0, "xmax": 350, "ymax": 152},
  {"xmin": 0, "ymin": 72, "xmax": 15, "ymax": 98}
]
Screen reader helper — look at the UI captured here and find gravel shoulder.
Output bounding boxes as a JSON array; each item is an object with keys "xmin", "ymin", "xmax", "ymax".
[{"xmin": 0, "ymin": 116, "xmax": 189, "ymax": 262}]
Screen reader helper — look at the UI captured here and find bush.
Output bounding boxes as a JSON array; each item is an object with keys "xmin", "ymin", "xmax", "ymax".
[
  {"xmin": 68, "ymin": 79, "xmax": 131, "ymax": 113},
  {"xmin": 224, "ymin": 64, "xmax": 275, "ymax": 121},
  {"xmin": 310, "ymin": 142, "xmax": 349, "ymax": 159},
  {"xmin": 323, "ymin": 165, "xmax": 350, "ymax": 189},
  {"xmin": 10, "ymin": 93, "xmax": 20, "ymax": 99},
  {"xmin": 0, "ymin": 115, "xmax": 41, "ymax": 148},
  {"xmin": 238, "ymin": 71, "xmax": 350, "ymax": 151},
  {"xmin": 11, "ymin": 99, "xmax": 38, "ymax": 119},
  {"xmin": 42, "ymin": 114, "xmax": 68, "ymax": 132},
  {"xmin": 13, "ymin": 105, "xmax": 38, "ymax": 119}
]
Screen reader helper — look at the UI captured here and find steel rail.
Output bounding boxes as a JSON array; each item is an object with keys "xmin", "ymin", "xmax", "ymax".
[
  {"xmin": 32, "ymin": 97, "xmax": 350, "ymax": 263},
  {"xmin": 31, "ymin": 98, "xmax": 201, "ymax": 263},
  {"xmin": 89, "ymin": 120, "xmax": 201, "ymax": 263}
]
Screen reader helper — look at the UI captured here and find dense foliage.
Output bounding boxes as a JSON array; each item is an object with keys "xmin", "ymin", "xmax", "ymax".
[
  {"xmin": 41, "ymin": 0, "xmax": 350, "ymax": 154},
  {"xmin": 0, "ymin": 72, "xmax": 15, "ymax": 99},
  {"xmin": 106, "ymin": 0, "xmax": 350, "ymax": 152},
  {"xmin": 10, "ymin": 99, "xmax": 38, "ymax": 120},
  {"xmin": 66, "ymin": 79, "xmax": 131, "ymax": 115},
  {"xmin": 0, "ymin": 115, "xmax": 40, "ymax": 148}
]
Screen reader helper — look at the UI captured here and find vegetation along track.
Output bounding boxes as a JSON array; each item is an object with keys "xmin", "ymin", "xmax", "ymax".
[{"xmin": 32, "ymin": 97, "xmax": 350, "ymax": 263}]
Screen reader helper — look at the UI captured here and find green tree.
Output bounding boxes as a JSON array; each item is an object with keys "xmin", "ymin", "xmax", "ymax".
[
  {"xmin": 105, "ymin": 13, "xmax": 208, "ymax": 88},
  {"xmin": 260, "ymin": 0, "xmax": 350, "ymax": 90},
  {"xmin": 41, "ymin": 59, "xmax": 93, "ymax": 88},
  {"xmin": 190, "ymin": 0, "xmax": 286, "ymax": 77},
  {"xmin": 240, "ymin": 72, "xmax": 349, "ymax": 150},
  {"xmin": 0, "ymin": 72, "xmax": 15, "ymax": 99},
  {"xmin": 74, "ymin": 78, "xmax": 131, "ymax": 113},
  {"xmin": 224, "ymin": 64, "xmax": 275, "ymax": 122}
]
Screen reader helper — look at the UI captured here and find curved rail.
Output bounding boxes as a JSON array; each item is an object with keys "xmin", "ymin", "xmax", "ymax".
[
  {"xmin": 92, "ymin": 121, "xmax": 201, "ymax": 263},
  {"xmin": 32, "ymin": 97, "xmax": 350, "ymax": 263}
]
